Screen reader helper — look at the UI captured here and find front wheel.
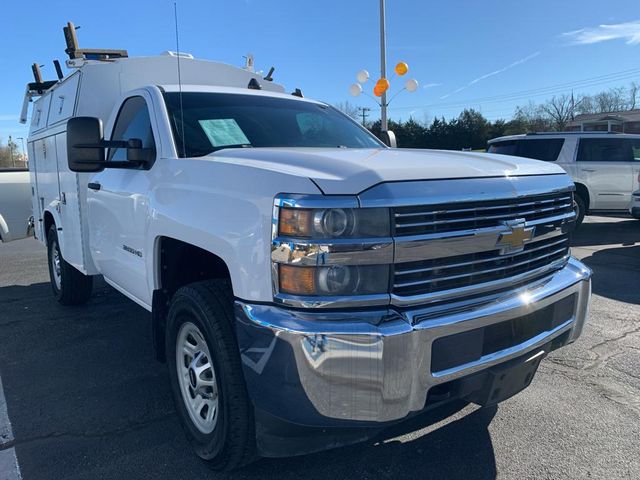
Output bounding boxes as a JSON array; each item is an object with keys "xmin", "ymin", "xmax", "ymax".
[
  {"xmin": 573, "ymin": 194, "xmax": 586, "ymax": 227},
  {"xmin": 166, "ymin": 280, "xmax": 255, "ymax": 471},
  {"xmin": 47, "ymin": 225, "xmax": 93, "ymax": 305}
]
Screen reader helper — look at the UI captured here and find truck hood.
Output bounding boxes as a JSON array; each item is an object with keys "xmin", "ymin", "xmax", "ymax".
[{"xmin": 210, "ymin": 148, "xmax": 565, "ymax": 195}]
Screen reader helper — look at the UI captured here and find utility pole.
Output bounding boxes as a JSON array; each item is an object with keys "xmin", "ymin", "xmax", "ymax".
[
  {"xmin": 379, "ymin": 0, "xmax": 388, "ymax": 132},
  {"xmin": 358, "ymin": 107, "xmax": 371, "ymax": 126},
  {"xmin": 17, "ymin": 137, "xmax": 26, "ymax": 166},
  {"xmin": 8, "ymin": 135, "xmax": 15, "ymax": 168}
]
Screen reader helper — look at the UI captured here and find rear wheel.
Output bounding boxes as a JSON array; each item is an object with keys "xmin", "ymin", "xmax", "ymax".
[
  {"xmin": 166, "ymin": 280, "xmax": 255, "ymax": 471},
  {"xmin": 573, "ymin": 194, "xmax": 586, "ymax": 227},
  {"xmin": 47, "ymin": 225, "xmax": 93, "ymax": 305}
]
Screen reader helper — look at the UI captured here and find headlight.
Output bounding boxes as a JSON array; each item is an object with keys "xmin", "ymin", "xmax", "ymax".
[
  {"xmin": 273, "ymin": 196, "xmax": 393, "ymax": 306},
  {"xmin": 278, "ymin": 207, "xmax": 390, "ymax": 238},
  {"xmin": 279, "ymin": 264, "xmax": 390, "ymax": 296}
]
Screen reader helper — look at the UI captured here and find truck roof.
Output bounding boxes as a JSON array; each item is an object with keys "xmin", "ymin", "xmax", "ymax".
[
  {"xmin": 159, "ymin": 84, "xmax": 321, "ymax": 104},
  {"xmin": 25, "ymin": 55, "xmax": 290, "ymax": 136},
  {"xmin": 488, "ymin": 131, "xmax": 640, "ymax": 143}
]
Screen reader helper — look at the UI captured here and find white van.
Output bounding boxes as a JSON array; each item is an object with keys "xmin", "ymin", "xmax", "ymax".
[{"xmin": 488, "ymin": 132, "xmax": 640, "ymax": 225}]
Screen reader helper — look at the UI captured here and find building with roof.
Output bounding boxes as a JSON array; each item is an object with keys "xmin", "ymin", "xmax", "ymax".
[{"xmin": 566, "ymin": 109, "xmax": 640, "ymax": 133}]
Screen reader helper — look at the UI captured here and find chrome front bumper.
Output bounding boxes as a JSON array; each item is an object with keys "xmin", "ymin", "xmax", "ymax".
[{"xmin": 235, "ymin": 257, "xmax": 591, "ymax": 426}]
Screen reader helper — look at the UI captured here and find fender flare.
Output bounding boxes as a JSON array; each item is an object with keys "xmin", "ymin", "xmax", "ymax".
[
  {"xmin": 42, "ymin": 207, "xmax": 65, "ymax": 254},
  {"xmin": 0, "ymin": 213, "xmax": 10, "ymax": 242}
]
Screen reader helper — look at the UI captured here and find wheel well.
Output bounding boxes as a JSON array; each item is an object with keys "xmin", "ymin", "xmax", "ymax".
[
  {"xmin": 574, "ymin": 183, "xmax": 590, "ymax": 211},
  {"xmin": 152, "ymin": 236, "xmax": 232, "ymax": 362},
  {"xmin": 157, "ymin": 237, "xmax": 231, "ymax": 298},
  {"xmin": 44, "ymin": 211, "xmax": 55, "ymax": 239}
]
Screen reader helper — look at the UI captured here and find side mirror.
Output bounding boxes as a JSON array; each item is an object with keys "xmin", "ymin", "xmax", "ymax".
[
  {"xmin": 381, "ymin": 130, "xmax": 397, "ymax": 148},
  {"xmin": 67, "ymin": 117, "xmax": 106, "ymax": 172}
]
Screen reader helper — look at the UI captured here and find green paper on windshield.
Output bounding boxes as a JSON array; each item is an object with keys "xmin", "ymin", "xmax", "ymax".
[{"xmin": 198, "ymin": 119, "xmax": 250, "ymax": 147}]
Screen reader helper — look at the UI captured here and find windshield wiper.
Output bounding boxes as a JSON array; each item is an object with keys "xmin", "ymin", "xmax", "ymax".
[{"xmin": 210, "ymin": 144, "xmax": 253, "ymax": 152}]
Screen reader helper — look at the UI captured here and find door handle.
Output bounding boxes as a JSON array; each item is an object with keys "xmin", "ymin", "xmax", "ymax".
[
  {"xmin": 581, "ymin": 168, "xmax": 596, "ymax": 173},
  {"xmin": 88, "ymin": 182, "xmax": 101, "ymax": 191}
]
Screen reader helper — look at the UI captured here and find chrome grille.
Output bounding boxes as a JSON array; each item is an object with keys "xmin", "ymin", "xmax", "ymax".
[
  {"xmin": 393, "ymin": 234, "xmax": 570, "ymax": 297},
  {"xmin": 393, "ymin": 192, "xmax": 573, "ymax": 237},
  {"xmin": 391, "ymin": 190, "xmax": 574, "ymax": 300}
]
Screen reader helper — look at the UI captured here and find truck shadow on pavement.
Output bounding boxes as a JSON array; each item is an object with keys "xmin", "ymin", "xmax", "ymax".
[
  {"xmin": 579, "ymin": 245, "xmax": 640, "ymax": 305},
  {"xmin": 570, "ymin": 218, "xmax": 640, "ymax": 305},
  {"xmin": 570, "ymin": 218, "xmax": 640, "ymax": 248},
  {"xmin": 246, "ymin": 404, "xmax": 498, "ymax": 479},
  {"xmin": 0, "ymin": 280, "xmax": 499, "ymax": 480}
]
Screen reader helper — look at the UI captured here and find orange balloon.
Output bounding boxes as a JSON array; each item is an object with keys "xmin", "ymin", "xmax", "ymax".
[
  {"xmin": 395, "ymin": 62, "xmax": 409, "ymax": 76},
  {"xmin": 375, "ymin": 78, "xmax": 390, "ymax": 93},
  {"xmin": 373, "ymin": 85, "xmax": 384, "ymax": 97}
]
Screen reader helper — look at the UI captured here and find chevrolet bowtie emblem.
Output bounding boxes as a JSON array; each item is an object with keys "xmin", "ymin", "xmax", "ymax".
[{"xmin": 496, "ymin": 220, "xmax": 535, "ymax": 255}]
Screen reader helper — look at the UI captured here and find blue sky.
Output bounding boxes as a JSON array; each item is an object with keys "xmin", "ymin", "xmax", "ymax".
[{"xmin": 2, "ymin": 0, "xmax": 640, "ymax": 146}]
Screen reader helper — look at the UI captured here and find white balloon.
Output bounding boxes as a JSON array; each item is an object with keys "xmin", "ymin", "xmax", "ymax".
[
  {"xmin": 356, "ymin": 69, "xmax": 370, "ymax": 84},
  {"xmin": 405, "ymin": 78, "xmax": 419, "ymax": 92},
  {"xmin": 349, "ymin": 83, "xmax": 363, "ymax": 97}
]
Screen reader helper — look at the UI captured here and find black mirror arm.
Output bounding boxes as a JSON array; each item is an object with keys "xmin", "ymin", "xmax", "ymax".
[
  {"xmin": 73, "ymin": 140, "xmax": 128, "ymax": 149},
  {"xmin": 103, "ymin": 160, "xmax": 147, "ymax": 169}
]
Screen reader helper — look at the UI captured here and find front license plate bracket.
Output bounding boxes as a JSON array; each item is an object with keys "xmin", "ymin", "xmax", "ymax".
[{"xmin": 468, "ymin": 349, "xmax": 546, "ymax": 407}]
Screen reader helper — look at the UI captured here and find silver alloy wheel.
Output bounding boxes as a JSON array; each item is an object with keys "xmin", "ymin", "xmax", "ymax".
[
  {"xmin": 51, "ymin": 240, "xmax": 62, "ymax": 290},
  {"xmin": 573, "ymin": 198, "xmax": 583, "ymax": 221},
  {"xmin": 176, "ymin": 322, "xmax": 219, "ymax": 434}
]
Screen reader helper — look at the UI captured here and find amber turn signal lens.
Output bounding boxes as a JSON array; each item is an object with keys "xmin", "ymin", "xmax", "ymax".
[
  {"xmin": 279, "ymin": 265, "xmax": 316, "ymax": 295},
  {"xmin": 279, "ymin": 208, "xmax": 312, "ymax": 237}
]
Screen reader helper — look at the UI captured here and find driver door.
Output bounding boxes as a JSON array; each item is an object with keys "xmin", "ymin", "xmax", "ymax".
[{"xmin": 87, "ymin": 94, "xmax": 157, "ymax": 307}]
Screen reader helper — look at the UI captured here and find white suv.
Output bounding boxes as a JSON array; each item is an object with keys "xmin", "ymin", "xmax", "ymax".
[{"xmin": 488, "ymin": 132, "xmax": 640, "ymax": 225}]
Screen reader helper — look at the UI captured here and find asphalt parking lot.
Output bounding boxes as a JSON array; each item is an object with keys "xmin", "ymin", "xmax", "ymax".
[{"xmin": 0, "ymin": 216, "xmax": 639, "ymax": 479}]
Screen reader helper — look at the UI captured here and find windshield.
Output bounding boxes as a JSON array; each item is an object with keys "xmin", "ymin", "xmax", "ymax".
[{"xmin": 163, "ymin": 92, "xmax": 384, "ymax": 158}]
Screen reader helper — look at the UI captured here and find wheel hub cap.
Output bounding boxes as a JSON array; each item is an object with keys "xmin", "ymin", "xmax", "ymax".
[
  {"xmin": 51, "ymin": 240, "xmax": 62, "ymax": 290},
  {"xmin": 175, "ymin": 322, "xmax": 219, "ymax": 434},
  {"xmin": 188, "ymin": 368, "xmax": 197, "ymax": 388}
]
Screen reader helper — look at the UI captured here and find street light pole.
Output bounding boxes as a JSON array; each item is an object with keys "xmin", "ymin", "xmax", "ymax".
[
  {"xmin": 17, "ymin": 137, "xmax": 26, "ymax": 166},
  {"xmin": 379, "ymin": 0, "xmax": 388, "ymax": 132}
]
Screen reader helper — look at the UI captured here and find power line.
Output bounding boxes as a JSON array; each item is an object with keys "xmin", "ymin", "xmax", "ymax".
[{"xmin": 386, "ymin": 67, "xmax": 640, "ymax": 112}]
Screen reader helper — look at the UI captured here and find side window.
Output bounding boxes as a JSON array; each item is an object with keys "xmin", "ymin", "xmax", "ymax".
[
  {"xmin": 576, "ymin": 138, "xmax": 633, "ymax": 162},
  {"xmin": 517, "ymin": 139, "xmax": 564, "ymax": 162},
  {"xmin": 108, "ymin": 96, "xmax": 156, "ymax": 163},
  {"xmin": 487, "ymin": 141, "xmax": 517, "ymax": 156},
  {"xmin": 631, "ymin": 139, "xmax": 640, "ymax": 161}
]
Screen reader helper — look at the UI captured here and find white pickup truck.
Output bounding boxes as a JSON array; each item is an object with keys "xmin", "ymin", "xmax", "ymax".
[
  {"xmin": 0, "ymin": 168, "xmax": 32, "ymax": 242},
  {"xmin": 23, "ymin": 30, "xmax": 591, "ymax": 470}
]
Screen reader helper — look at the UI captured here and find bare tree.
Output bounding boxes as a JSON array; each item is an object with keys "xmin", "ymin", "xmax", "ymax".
[
  {"xmin": 0, "ymin": 138, "xmax": 26, "ymax": 169},
  {"xmin": 593, "ymin": 86, "xmax": 628, "ymax": 113},
  {"xmin": 514, "ymin": 101, "xmax": 552, "ymax": 132},
  {"xmin": 333, "ymin": 101, "xmax": 360, "ymax": 120},
  {"xmin": 540, "ymin": 94, "xmax": 577, "ymax": 130}
]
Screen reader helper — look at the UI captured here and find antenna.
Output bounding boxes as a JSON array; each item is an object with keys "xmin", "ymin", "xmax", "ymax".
[
  {"xmin": 263, "ymin": 67, "xmax": 275, "ymax": 82},
  {"xmin": 174, "ymin": 2, "xmax": 187, "ymax": 158},
  {"xmin": 53, "ymin": 60, "xmax": 64, "ymax": 80}
]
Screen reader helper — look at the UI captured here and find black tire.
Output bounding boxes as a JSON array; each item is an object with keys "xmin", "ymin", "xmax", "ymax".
[
  {"xmin": 47, "ymin": 225, "xmax": 93, "ymax": 305},
  {"xmin": 573, "ymin": 194, "xmax": 586, "ymax": 228},
  {"xmin": 166, "ymin": 280, "xmax": 255, "ymax": 471}
]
